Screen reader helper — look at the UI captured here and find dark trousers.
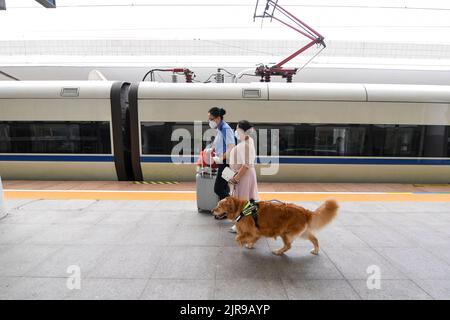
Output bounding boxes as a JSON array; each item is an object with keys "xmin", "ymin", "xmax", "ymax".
[{"xmin": 214, "ymin": 163, "xmax": 230, "ymax": 200}]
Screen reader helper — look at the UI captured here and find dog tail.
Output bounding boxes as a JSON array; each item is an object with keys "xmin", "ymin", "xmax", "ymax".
[{"xmin": 309, "ymin": 199, "xmax": 339, "ymax": 230}]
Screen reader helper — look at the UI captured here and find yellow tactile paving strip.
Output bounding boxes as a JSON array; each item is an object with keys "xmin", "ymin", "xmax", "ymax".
[
  {"xmin": 4, "ymin": 190, "xmax": 450, "ymax": 202},
  {"xmin": 3, "ymin": 180, "xmax": 450, "ymax": 202}
]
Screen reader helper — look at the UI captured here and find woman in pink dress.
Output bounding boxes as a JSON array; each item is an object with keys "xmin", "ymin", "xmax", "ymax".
[{"xmin": 228, "ymin": 120, "xmax": 259, "ymax": 232}]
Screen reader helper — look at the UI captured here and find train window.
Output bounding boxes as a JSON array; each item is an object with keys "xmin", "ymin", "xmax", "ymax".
[
  {"xmin": 0, "ymin": 121, "xmax": 111, "ymax": 154},
  {"xmin": 248, "ymin": 124, "xmax": 299, "ymax": 156},
  {"xmin": 141, "ymin": 122, "xmax": 212, "ymax": 155},
  {"xmin": 255, "ymin": 124, "xmax": 367, "ymax": 156},
  {"xmin": 313, "ymin": 125, "xmax": 367, "ymax": 156},
  {"xmin": 139, "ymin": 122, "xmax": 450, "ymax": 158},
  {"xmin": 372, "ymin": 125, "xmax": 422, "ymax": 157},
  {"xmin": 422, "ymin": 125, "xmax": 447, "ymax": 157},
  {"xmin": 141, "ymin": 122, "xmax": 169, "ymax": 155}
]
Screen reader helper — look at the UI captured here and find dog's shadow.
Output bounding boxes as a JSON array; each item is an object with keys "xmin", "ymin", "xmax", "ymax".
[{"xmin": 238, "ymin": 243, "xmax": 321, "ymax": 266}]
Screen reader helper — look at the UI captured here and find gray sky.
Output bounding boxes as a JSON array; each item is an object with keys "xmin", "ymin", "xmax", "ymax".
[{"xmin": 1, "ymin": 0, "xmax": 450, "ymax": 43}]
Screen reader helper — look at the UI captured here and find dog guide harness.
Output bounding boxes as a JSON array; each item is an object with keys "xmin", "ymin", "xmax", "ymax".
[{"xmin": 235, "ymin": 199, "xmax": 259, "ymax": 228}]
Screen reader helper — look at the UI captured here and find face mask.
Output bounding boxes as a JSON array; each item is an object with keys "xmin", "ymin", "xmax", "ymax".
[
  {"xmin": 235, "ymin": 129, "xmax": 244, "ymax": 141},
  {"xmin": 209, "ymin": 120, "xmax": 217, "ymax": 129}
]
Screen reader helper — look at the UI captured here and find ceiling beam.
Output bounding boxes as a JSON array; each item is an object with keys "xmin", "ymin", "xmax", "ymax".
[{"xmin": 35, "ymin": 0, "xmax": 56, "ymax": 8}]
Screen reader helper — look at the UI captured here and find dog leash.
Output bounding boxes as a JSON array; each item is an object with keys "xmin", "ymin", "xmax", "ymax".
[{"xmin": 266, "ymin": 199, "xmax": 286, "ymax": 204}]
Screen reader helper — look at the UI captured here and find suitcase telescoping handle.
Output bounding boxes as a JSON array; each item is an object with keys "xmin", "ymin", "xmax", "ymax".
[{"xmin": 200, "ymin": 149, "xmax": 213, "ymax": 178}]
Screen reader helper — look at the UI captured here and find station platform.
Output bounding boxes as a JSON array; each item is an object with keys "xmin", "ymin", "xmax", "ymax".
[
  {"xmin": 0, "ymin": 180, "xmax": 449, "ymax": 300},
  {"xmin": 4, "ymin": 180, "xmax": 450, "ymax": 202}
]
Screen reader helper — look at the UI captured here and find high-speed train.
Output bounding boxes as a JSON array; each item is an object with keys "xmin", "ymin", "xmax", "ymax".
[
  {"xmin": 0, "ymin": 81, "xmax": 131, "ymax": 180},
  {"xmin": 1, "ymin": 81, "xmax": 450, "ymax": 183}
]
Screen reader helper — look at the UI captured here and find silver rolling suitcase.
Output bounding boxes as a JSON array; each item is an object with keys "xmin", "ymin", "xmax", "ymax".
[{"xmin": 196, "ymin": 167, "xmax": 219, "ymax": 213}]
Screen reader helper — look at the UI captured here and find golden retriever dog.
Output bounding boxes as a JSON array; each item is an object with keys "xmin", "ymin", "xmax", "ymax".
[{"xmin": 213, "ymin": 197, "xmax": 338, "ymax": 255}]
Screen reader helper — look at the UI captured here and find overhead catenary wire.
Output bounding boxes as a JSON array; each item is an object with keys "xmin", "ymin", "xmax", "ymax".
[
  {"xmin": 0, "ymin": 70, "xmax": 19, "ymax": 81},
  {"xmin": 201, "ymin": 39, "xmax": 278, "ymax": 57},
  {"xmin": 296, "ymin": 45, "xmax": 325, "ymax": 73},
  {"xmin": 8, "ymin": 26, "xmax": 450, "ymax": 33},
  {"xmin": 7, "ymin": 3, "xmax": 450, "ymax": 11}
]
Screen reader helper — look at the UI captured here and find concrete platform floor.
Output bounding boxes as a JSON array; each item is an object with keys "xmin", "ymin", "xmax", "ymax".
[
  {"xmin": 0, "ymin": 197, "xmax": 449, "ymax": 300},
  {"xmin": 4, "ymin": 180, "xmax": 450, "ymax": 193}
]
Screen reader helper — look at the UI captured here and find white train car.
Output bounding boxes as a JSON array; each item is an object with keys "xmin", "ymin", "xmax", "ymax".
[
  {"xmin": 129, "ymin": 82, "xmax": 450, "ymax": 183},
  {"xmin": 0, "ymin": 81, "xmax": 131, "ymax": 180},
  {"xmin": 1, "ymin": 81, "xmax": 449, "ymax": 182}
]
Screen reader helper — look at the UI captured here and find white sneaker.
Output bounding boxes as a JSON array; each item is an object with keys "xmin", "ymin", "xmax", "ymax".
[{"xmin": 229, "ymin": 225, "xmax": 237, "ymax": 233}]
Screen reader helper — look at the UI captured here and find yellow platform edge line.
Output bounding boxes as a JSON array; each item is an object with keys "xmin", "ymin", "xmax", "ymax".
[{"xmin": 4, "ymin": 190, "xmax": 450, "ymax": 202}]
